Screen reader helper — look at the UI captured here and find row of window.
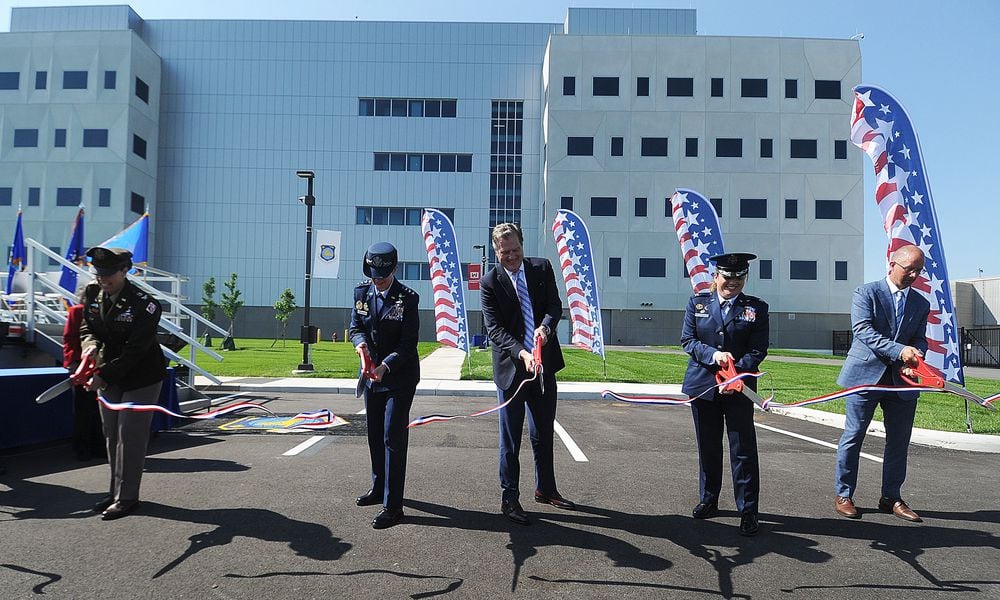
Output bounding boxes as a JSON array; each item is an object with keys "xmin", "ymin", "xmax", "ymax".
[
  {"xmin": 563, "ymin": 76, "xmax": 842, "ymax": 101},
  {"xmin": 373, "ymin": 153, "xmax": 472, "ymax": 172},
  {"xmin": 354, "ymin": 206, "xmax": 455, "ymax": 226},
  {"xmin": 0, "ymin": 70, "xmax": 150, "ymax": 103},
  {"xmin": 559, "ymin": 196, "xmax": 843, "ymax": 220},
  {"xmin": 608, "ymin": 257, "xmax": 847, "ymax": 281},
  {"xmin": 0, "ymin": 186, "xmax": 144, "ymax": 214},
  {"xmin": 567, "ymin": 135, "xmax": 848, "ymax": 160},
  {"xmin": 8, "ymin": 127, "xmax": 147, "ymax": 158},
  {"xmin": 358, "ymin": 97, "xmax": 458, "ymax": 118}
]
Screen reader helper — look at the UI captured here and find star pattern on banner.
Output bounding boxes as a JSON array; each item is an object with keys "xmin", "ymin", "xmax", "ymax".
[
  {"xmin": 552, "ymin": 210, "xmax": 605, "ymax": 358},
  {"xmin": 421, "ymin": 209, "xmax": 469, "ymax": 353}
]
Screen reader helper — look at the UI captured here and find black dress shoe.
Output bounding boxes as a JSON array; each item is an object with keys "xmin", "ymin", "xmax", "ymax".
[
  {"xmin": 102, "ymin": 500, "xmax": 139, "ymax": 521},
  {"xmin": 739, "ymin": 512, "xmax": 759, "ymax": 536},
  {"xmin": 501, "ymin": 500, "xmax": 530, "ymax": 525},
  {"xmin": 534, "ymin": 491, "xmax": 576, "ymax": 510},
  {"xmin": 356, "ymin": 489, "xmax": 381, "ymax": 507},
  {"xmin": 371, "ymin": 507, "xmax": 403, "ymax": 529},
  {"xmin": 92, "ymin": 496, "xmax": 114, "ymax": 514},
  {"xmin": 692, "ymin": 501, "xmax": 718, "ymax": 519}
]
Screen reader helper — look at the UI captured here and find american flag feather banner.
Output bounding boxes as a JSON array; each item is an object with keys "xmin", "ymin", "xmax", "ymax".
[
  {"xmin": 851, "ymin": 84, "xmax": 964, "ymax": 384},
  {"xmin": 552, "ymin": 209, "xmax": 605, "ymax": 358},
  {"xmin": 670, "ymin": 189, "xmax": 725, "ymax": 294},
  {"xmin": 421, "ymin": 208, "xmax": 470, "ymax": 353}
]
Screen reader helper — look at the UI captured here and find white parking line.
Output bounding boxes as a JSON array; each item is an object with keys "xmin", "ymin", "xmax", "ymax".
[
  {"xmin": 356, "ymin": 408, "xmax": 367, "ymax": 415},
  {"xmin": 282, "ymin": 436, "xmax": 326, "ymax": 456},
  {"xmin": 756, "ymin": 423, "xmax": 884, "ymax": 463},
  {"xmin": 553, "ymin": 420, "xmax": 589, "ymax": 462}
]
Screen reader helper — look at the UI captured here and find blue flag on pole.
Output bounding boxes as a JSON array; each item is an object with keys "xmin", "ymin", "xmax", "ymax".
[
  {"xmin": 59, "ymin": 207, "xmax": 86, "ymax": 296},
  {"xmin": 100, "ymin": 212, "xmax": 149, "ymax": 264},
  {"xmin": 6, "ymin": 209, "xmax": 26, "ymax": 295}
]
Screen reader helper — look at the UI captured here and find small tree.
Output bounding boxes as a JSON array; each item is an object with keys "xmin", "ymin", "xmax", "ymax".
[
  {"xmin": 220, "ymin": 272, "xmax": 244, "ymax": 351},
  {"xmin": 271, "ymin": 288, "xmax": 297, "ymax": 348},
  {"xmin": 201, "ymin": 276, "xmax": 218, "ymax": 347}
]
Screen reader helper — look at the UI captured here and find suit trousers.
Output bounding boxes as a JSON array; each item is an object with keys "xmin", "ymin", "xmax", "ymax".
[
  {"xmin": 498, "ymin": 371, "xmax": 558, "ymax": 503},
  {"xmin": 98, "ymin": 381, "xmax": 160, "ymax": 502},
  {"xmin": 364, "ymin": 387, "xmax": 415, "ymax": 510},
  {"xmin": 690, "ymin": 394, "xmax": 759, "ymax": 514},
  {"xmin": 835, "ymin": 386, "xmax": 917, "ymax": 499}
]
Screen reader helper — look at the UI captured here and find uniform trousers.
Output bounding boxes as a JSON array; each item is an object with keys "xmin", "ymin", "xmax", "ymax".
[
  {"xmin": 98, "ymin": 381, "xmax": 161, "ymax": 502},
  {"xmin": 691, "ymin": 393, "xmax": 759, "ymax": 514},
  {"xmin": 364, "ymin": 387, "xmax": 415, "ymax": 511}
]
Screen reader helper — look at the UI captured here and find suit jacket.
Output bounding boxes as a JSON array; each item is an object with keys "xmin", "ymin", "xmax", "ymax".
[
  {"xmin": 349, "ymin": 278, "xmax": 420, "ymax": 392},
  {"xmin": 680, "ymin": 292, "xmax": 769, "ymax": 398},
  {"xmin": 837, "ymin": 279, "xmax": 929, "ymax": 396},
  {"xmin": 79, "ymin": 279, "xmax": 166, "ymax": 391},
  {"xmin": 481, "ymin": 257, "xmax": 565, "ymax": 391}
]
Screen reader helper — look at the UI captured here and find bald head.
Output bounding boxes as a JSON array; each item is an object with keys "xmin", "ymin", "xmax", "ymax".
[{"xmin": 888, "ymin": 245, "xmax": 925, "ymax": 290}]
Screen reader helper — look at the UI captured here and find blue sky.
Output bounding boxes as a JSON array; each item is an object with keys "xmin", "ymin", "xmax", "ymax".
[{"xmin": 3, "ymin": 0, "xmax": 996, "ymax": 281}]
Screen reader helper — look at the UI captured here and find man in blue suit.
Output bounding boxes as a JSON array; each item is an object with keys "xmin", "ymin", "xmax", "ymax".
[
  {"xmin": 349, "ymin": 242, "xmax": 420, "ymax": 529},
  {"xmin": 834, "ymin": 245, "xmax": 928, "ymax": 523},
  {"xmin": 681, "ymin": 252, "xmax": 769, "ymax": 536}
]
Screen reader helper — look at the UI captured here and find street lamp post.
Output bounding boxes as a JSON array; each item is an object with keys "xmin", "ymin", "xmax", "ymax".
[
  {"xmin": 473, "ymin": 244, "xmax": 487, "ymax": 337},
  {"xmin": 295, "ymin": 170, "xmax": 316, "ymax": 373}
]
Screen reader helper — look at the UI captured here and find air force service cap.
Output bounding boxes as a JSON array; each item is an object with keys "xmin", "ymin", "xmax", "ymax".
[
  {"xmin": 363, "ymin": 241, "xmax": 398, "ymax": 279},
  {"xmin": 709, "ymin": 252, "xmax": 757, "ymax": 278},
  {"xmin": 86, "ymin": 246, "xmax": 133, "ymax": 276}
]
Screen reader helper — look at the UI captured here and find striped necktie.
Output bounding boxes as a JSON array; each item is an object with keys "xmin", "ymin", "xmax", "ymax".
[
  {"xmin": 515, "ymin": 269, "xmax": 534, "ymax": 351},
  {"xmin": 895, "ymin": 291, "xmax": 905, "ymax": 332}
]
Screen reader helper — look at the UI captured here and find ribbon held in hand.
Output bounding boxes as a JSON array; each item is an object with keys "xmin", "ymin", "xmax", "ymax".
[{"xmin": 715, "ymin": 358, "xmax": 770, "ymax": 411}]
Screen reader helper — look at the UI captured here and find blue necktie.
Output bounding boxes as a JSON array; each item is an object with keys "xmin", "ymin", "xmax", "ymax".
[
  {"xmin": 720, "ymin": 299, "xmax": 730, "ymax": 319},
  {"xmin": 515, "ymin": 270, "xmax": 534, "ymax": 351},
  {"xmin": 894, "ymin": 291, "xmax": 905, "ymax": 332}
]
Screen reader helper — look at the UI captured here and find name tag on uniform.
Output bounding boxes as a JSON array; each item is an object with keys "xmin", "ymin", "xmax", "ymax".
[{"xmin": 694, "ymin": 302, "xmax": 709, "ymax": 318}]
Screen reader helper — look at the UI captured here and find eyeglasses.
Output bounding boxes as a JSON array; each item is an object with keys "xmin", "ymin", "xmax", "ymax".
[{"xmin": 891, "ymin": 262, "xmax": 925, "ymax": 275}]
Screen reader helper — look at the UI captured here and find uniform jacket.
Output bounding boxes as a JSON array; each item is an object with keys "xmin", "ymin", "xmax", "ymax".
[
  {"xmin": 836, "ymin": 279, "xmax": 929, "ymax": 397},
  {"xmin": 481, "ymin": 256, "xmax": 565, "ymax": 391},
  {"xmin": 680, "ymin": 292, "xmax": 769, "ymax": 398},
  {"xmin": 349, "ymin": 278, "xmax": 420, "ymax": 391},
  {"xmin": 79, "ymin": 279, "xmax": 166, "ymax": 391}
]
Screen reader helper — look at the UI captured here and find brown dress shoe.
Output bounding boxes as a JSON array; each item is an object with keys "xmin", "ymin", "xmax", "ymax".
[
  {"xmin": 879, "ymin": 497, "xmax": 922, "ymax": 522},
  {"xmin": 835, "ymin": 496, "xmax": 860, "ymax": 519},
  {"xmin": 534, "ymin": 491, "xmax": 576, "ymax": 510}
]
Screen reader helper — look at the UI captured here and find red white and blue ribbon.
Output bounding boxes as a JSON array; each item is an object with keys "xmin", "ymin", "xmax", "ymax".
[
  {"xmin": 602, "ymin": 371, "xmax": 766, "ymax": 405},
  {"xmin": 97, "ymin": 396, "xmax": 275, "ymax": 419},
  {"xmin": 670, "ymin": 189, "xmax": 724, "ymax": 294},
  {"xmin": 408, "ymin": 367, "xmax": 540, "ymax": 428},
  {"xmin": 551, "ymin": 210, "xmax": 605, "ymax": 358},
  {"xmin": 421, "ymin": 208, "xmax": 470, "ymax": 353}
]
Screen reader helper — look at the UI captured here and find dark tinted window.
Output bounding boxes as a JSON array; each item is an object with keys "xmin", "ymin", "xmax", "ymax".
[
  {"xmin": 591, "ymin": 196, "xmax": 617, "ymax": 217},
  {"xmin": 356, "ymin": 207, "xmax": 371, "ymax": 224},
  {"xmin": 0, "ymin": 72, "xmax": 20, "ymax": 90},
  {"xmin": 456, "ymin": 154, "xmax": 472, "ymax": 172},
  {"xmin": 741, "ymin": 78, "xmax": 767, "ymax": 98},
  {"xmin": 135, "ymin": 77, "xmax": 149, "ymax": 103},
  {"xmin": 54, "ymin": 129, "xmax": 66, "ymax": 147},
  {"xmin": 634, "ymin": 197, "xmax": 647, "ymax": 217},
  {"xmin": 790, "ymin": 139, "xmax": 818, "ymax": 158},
  {"xmin": 441, "ymin": 100, "xmax": 457, "ymax": 117},
  {"xmin": 641, "ymin": 137, "xmax": 668, "ymax": 157},
  {"xmin": 709, "ymin": 198, "xmax": 722, "ymax": 217},
  {"xmin": 132, "ymin": 134, "xmax": 147, "ymax": 159},
  {"xmin": 423, "ymin": 154, "xmax": 439, "ymax": 171},
  {"xmin": 391, "ymin": 98, "xmax": 407, "ymax": 117},
  {"xmin": 785, "ymin": 198, "xmax": 798, "ymax": 219},
  {"xmin": 35, "ymin": 71, "xmax": 46, "ymax": 90},
  {"xmin": 130, "ymin": 192, "xmax": 144, "ymax": 215},
  {"xmin": 56, "ymin": 187, "xmax": 83, "ymax": 207},
  {"xmin": 425, "ymin": 100, "xmax": 441, "ymax": 117},
  {"xmin": 815, "ymin": 200, "xmax": 843, "ymax": 219},
  {"xmin": 715, "ymin": 138, "xmax": 743, "ymax": 158},
  {"xmin": 358, "ymin": 98, "xmax": 374, "ymax": 115},
  {"xmin": 13, "ymin": 129, "xmax": 38, "ymax": 147},
  {"xmin": 740, "ymin": 198, "xmax": 767, "ymax": 218},
  {"xmin": 567, "ymin": 137, "xmax": 594, "ymax": 156},
  {"xmin": 815, "ymin": 80, "xmax": 841, "ymax": 100},
  {"xmin": 375, "ymin": 98, "xmax": 391, "ymax": 116},
  {"xmin": 0, "ymin": 187, "xmax": 11, "ymax": 205},
  {"xmin": 760, "ymin": 138, "xmax": 773, "ymax": 158},
  {"xmin": 82, "ymin": 129, "xmax": 108, "ymax": 148},
  {"xmin": 609, "ymin": 257, "xmax": 622, "ymax": 277},
  {"xmin": 63, "ymin": 71, "xmax": 88, "ymax": 89},
  {"xmin": 407, "ymin": 99, "xmax": 423, "ymax": 117},
  {"xmin": 439, "ymin": 154, "xmax": 456, "ymax": 172},
  {"xmin": 563, "ymin": 76, "xmax": 575, "ymax": 96},
  {"xmin": 104, "ymin": 70, "xmax": 116, "ymax": 89},
  {"xmin": 835, "ymin": 140, "xmax": 848, "ymax": 159},
  {"xmin": 710, "ymin": 77, "xmax": 723, "ymax": 97},
  {"xmin": 790, "ymin": 260, "xmax": 817, "ymax": 280},
  {"xmin": 685, "ymin": 137, "xmax": 698, "ymax": 157},
  {"xmin": 561, "ymin": 196, "xmax": 573, "ymax": 210},
  {"xmin": 636, "ymin": 77, "xmax": 649, "ymax": 96},
  {"xmin": 639, "ymin": 258, "xmax": 666, "ymax": 278},
  {"xmin": 407, "ymin": 154, "xmax": 423, "ymax": 172},
  {"xmin": 666, "ymin": 77, "xmax": 694, "ymax": 97},
  {"xmin": 390, "ymin": 153, "xmax": 407, "ymax": 171},
  {"xmin": 785, "ymin": 79, "xmax": 797, "ymax": 98},
  {"xmin": 610, "ymin": 137, "xmax": 623, "ymax": 156},
  {"xmin": 593, "ymin": 76, "xmax": 619, "ymax": 96},
  {"xmin": 759, "ymin": 259, "xmax": 773, "ymax": 280},
  {"xmin": 835, "ymin": 261, "xmax": 848, "ymax": 281},
  {"xmin": 373, "ymin": 153, "xmax": 389, "ymax": 170},
  {"xmin": 28, "ymin": 187, "xmax": 40, "ymax": 206},
  {"xmin": 99, "ymin": 188, "xmax": 111, "ymax": 207}
]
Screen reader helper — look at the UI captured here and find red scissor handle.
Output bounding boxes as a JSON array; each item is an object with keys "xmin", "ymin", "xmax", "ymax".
[
  {"xmin": 715, "ymin": 358, "xmax": 745, "ymax": 393},
  {"xmin": 532, "ymin": 333, "xmax": 544, "ymax": 374},
  {"xmin": 898, "ymin": 355, "xmax": 945, "ymax": 388},
  {"xmin": 359, "ymin": 346, "xmax": 379, "ymax": 380},
  {"xmin": 71, "ymin": 350, "xmax": 99, "ymax": 387}
]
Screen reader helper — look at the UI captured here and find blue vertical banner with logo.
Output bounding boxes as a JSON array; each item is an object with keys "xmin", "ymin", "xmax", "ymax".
[
  {"xmin": 312, "ymin": 229, "xmax": 342, "ymax": 279},
  {"xmin": 6, "ymin": 209, "xmax": 26, "ymax": 295},
  {"xmin": 59, "ymin": 207, "xmax": 86, "ymax": 296}
]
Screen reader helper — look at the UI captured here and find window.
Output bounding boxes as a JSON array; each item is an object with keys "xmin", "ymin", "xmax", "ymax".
[
  {"xmin": 0, "ymin": 187, "xmax": 11, "ymax": 206},
  {"xmin": 13, "ymin": 129, "xmax": 38, "ymax": 148},
  {"xmin": 54, "ymin": 129, "xmax": 66, "ymax": 147},
  {"xmin": 135, "ymin": 77, "xmax": 149, "ymax": 103},
  {"xmin": 636, "ymin": 76, "xmax": 649, "ymax": 97},
  {"xmin": 408, "ymin": 99, "xmax": 423, "ymax": 117},
  {"xmin": 441, "ymin": 100, "xmax": 457, "ymax": 118},
  {"xmin": 685, "ymin": 138, "xmax": 698, "ymax": 157},
  {"xmin": 371, "ymin": 207, "xmax": 388, "ymax": 225},
  {"xmin": 590, "ymin": 197, "xmax": 617, "ymax": 217},
  {"xmin": 35, "ymin": 71, "xmax": 47, "ymax": 90},
  {"xmin": 785, "ymin": 198, "xmax": 798, "ymax": 219},
  {"xmin": 63, "ymin": 71, "xmax": 88, "ymax": 89},
  {"xmin": 82, "ymin": 129, "xmax": 108, "ymax": 148},
  {"xmin": 740, "ymin": 198, "xmax": 767, "ymax": 218},
  {"xmin": 391, "ymin": 98, "xmax": 406, "ymax": 117},
  {"xmin": 610, "ymin": 137, "xmax": 623, "ymax": 157},
  {"xmin": 130, "ymin": 192, "xmax": 144, "ymax": 215},
  {"xmin": 99, "ymin": 188, "xmax": 111, "ymax": 207},
  {"xmin": 567, "ymin": 137, "xmax": 594, "ymax": 156},
  {"xmin": 440, "ymin": 154, "xmax": 459, "ymax": 172},
  {"xmin": 709, "ymin": 198, "xmax": 723, "ymax": 217},
  {"xmin": 374, "ymin": 153, "xmax": 389, "ymax": 170},
  {"xmin": 790, "ymin": 260, "xmax": 818, "ymax": 280},
  {"xmin": 634, "ymin": 197, "xmax": 647, "ymax": 217},
  {"xmin": 815, "ymin": 80, "xmax": 841, "ymax": 100},
  {"xmin": 790, "ymin": 139, "xmax": 818, "ymax": 159},
  {"xmin": 835, "ymin": 261, "xmax": 848, "ymax": 281},
  {"xmin": 104, "ymin": 70, "xmax": 116, "ymax": 89},
  {"xmin": 407, "ymin": 154, "xmax": 422, "ymax": 172},
  {"xmin": 0, "ymin": 72, "xmax": 19, "ymax": 90},
  {"xmin": 563, "ymin": 76, "xmax": 575, "ymax": 96},
  {"xmin": 56, "ymin": 187, "xmax": 82, "ymax": 207},
  {"xmin": 593, "ymin": 76, "xmax": 619, "ymax": 96},
  {"xmin": 132, "ymin": 134, "xmax": 147, "ymax": 159},
  {"xmin": 608, "ymin": 257, "xmax": 622, "ymax": 277},
  {"xmin": 456, "ymin": 154, "xmax": 472, "ymax": 172},
  {"xmin": 639, "ymin": 258, "xmax": 666, "ymax": 278},
  {"xmin": 759, "ymin": 259, "xmax": 773, "ymax": 280},
  {"xmin": 424, "ymin": 100, "xmax": 440, "ymax": 117},
  {"xmin": 390, "ymin": 154, "xmax": 407, "ymax": 171},
  {"xmin": 640, "ymin": 137, "xmax": 668, "ymax": 157},
  {"xmin": 710, "ymin": 77, "xmax": 723, "ymax": 97},
  {"xmin": 715, "ymin": 138, "xmax": 743, "ymax": 158},
  {"xmin": 388, "ymin": 207, "xmax": 405, "ymax": 225},
  {"xmin": 666, "ymin": 77, "xmax": 694, "ymax": 97},
  {"xmin": 375, "ymin": 98, "xmax": 390, "ymax": 116},
  {"xmin": 835, "ymin": 140, "xmax": 848, "ymax": 160},
  {"xmin": 358, "ymin": 98, "xmax": 374, "ymax": 115},
  {"xmin": 815, "ymin": 200, "xmax": 843, "ymax": 219},
  {"xmin": 760, "ymin": 138, "xmax": 773, "ymax": 158},
  {"xmin": 741, "ymin": 78, "xmax": 767, "ymax": 98},
  {"xmin": 28, "ymin": 187, "xmax": 40, "ymax": 207},
  {"xmin": 560, "ymin": 196, "xmax": 573, "ymax": 210},
  {"xmin": 356, "ymin": 207, "xmax": 371, "ymax": 224},
  {"xmin": 785, "ymin": 79, "xmax": 797, "ymax": 99}
]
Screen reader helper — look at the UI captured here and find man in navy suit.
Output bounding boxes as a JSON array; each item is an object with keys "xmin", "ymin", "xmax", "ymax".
[
  {"xmin": 834, "ymin": 245, "xmax": 928, "ymax": 522},
  {"xmin": 349, "ymin": 242, "xmax": 420, "ymax": 529},
  {"xmin": 680, "ymin": 252, "xmax": 769, "ymax": 536},
  {"xmin": 481, "ymin": 223, "xmax": 574, "ymax": 526}
]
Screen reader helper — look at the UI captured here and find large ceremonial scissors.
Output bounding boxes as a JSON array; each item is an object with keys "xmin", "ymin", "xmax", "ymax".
[
  {"xmin": 716, "ymin": 358, "xmax": 770, "ymax": 411},
  {"xmin": 900, "ymin": 356, "xmax": 995, "ymax": 411},
  {"xmin": 36, "ymin": 349, "xmax": 98, "ymax": 404}
]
